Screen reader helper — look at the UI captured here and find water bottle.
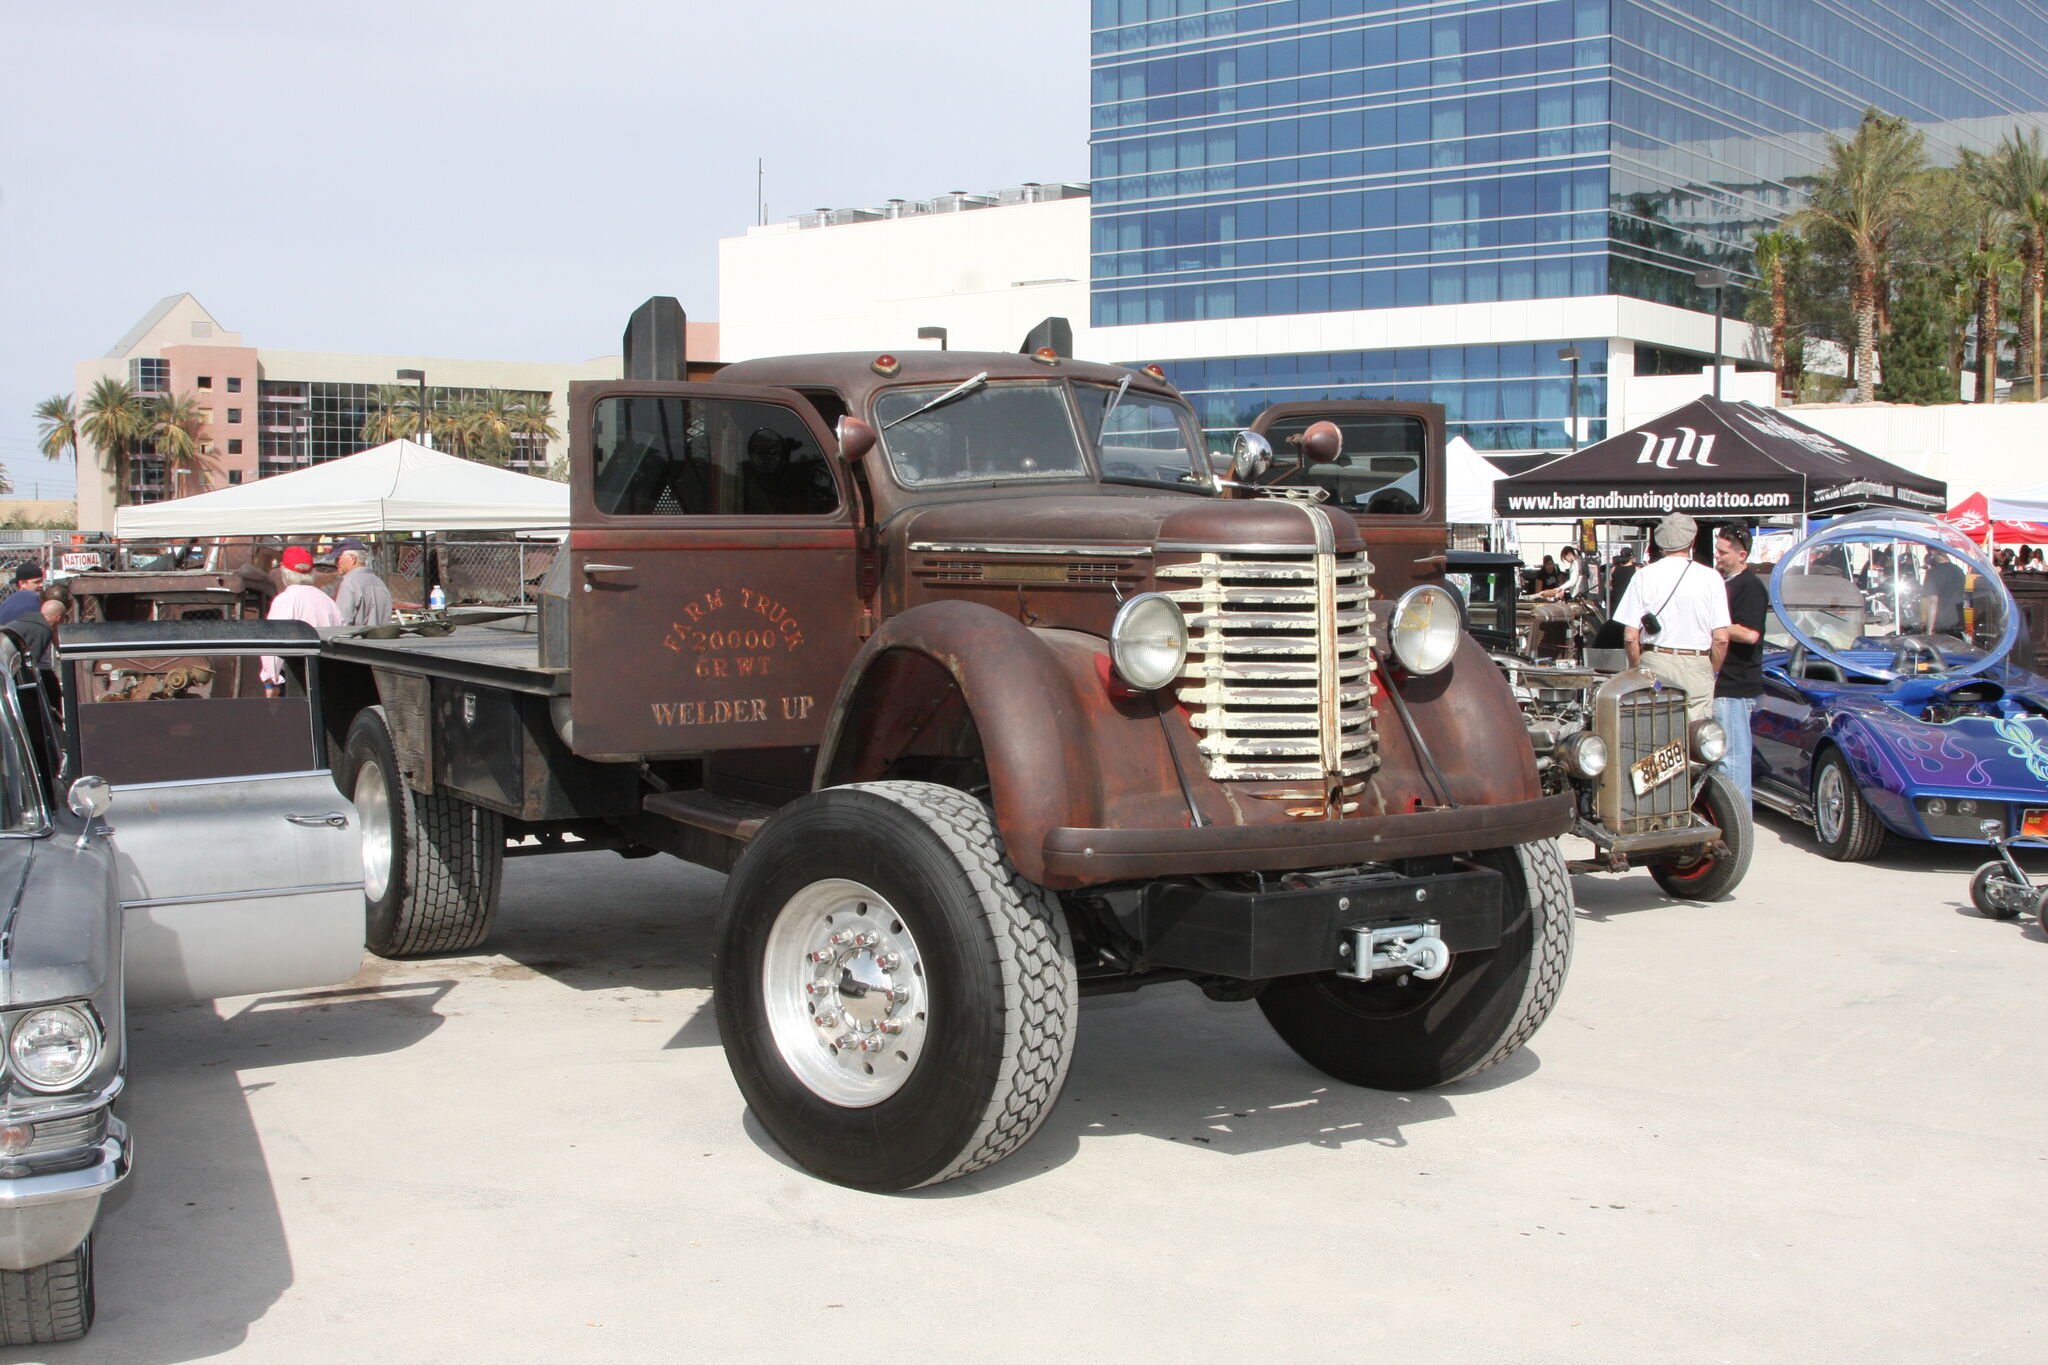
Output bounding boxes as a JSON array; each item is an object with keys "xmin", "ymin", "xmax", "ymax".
[{"xmin": 428, "ymin": 585, "xmax": 446, "ymax": 610}]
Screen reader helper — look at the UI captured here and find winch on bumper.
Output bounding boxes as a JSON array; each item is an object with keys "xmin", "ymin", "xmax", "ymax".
[{"xmin": 1119, "ymin": 859, "xmax": 1505, "ymax": 981}]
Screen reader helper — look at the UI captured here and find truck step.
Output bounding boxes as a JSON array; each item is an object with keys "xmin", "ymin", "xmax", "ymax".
[{"xmin": 643, "ymin": 790, "xmax": 775, "ymax": 842}]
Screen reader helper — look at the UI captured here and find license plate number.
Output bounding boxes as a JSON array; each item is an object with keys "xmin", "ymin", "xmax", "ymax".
[{"xmin": 1630, "ymin": 740, "xmax": 1686, "ymax": 796}]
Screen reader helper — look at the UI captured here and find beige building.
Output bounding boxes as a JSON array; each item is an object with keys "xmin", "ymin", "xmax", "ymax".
[{"xmin": 73, "ymin": 295, "xmax": 718, "ymax": 534}]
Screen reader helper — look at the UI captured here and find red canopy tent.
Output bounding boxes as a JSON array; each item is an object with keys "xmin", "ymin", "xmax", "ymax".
[{"xmin": 1940, "ymin": 492, "xmax": 2048, "ymax": 546}]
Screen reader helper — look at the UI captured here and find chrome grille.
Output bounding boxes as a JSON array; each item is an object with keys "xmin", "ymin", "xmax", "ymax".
[
  {"xmin": 1158, "ymin": 546, "xmax": 1378, "ymax": 795},
  {"xmin": 1613, "ymin": 690, "xmax": 1690, "ymax": 832}
]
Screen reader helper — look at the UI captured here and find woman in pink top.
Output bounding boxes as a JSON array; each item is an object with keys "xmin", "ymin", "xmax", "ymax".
[{"xmin": 263, "ymin": 545, "xmax": 344, "ymax": 694}]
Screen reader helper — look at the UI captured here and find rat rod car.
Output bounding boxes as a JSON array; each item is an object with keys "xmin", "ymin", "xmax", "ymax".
[
  {"xmin": 1753, "ymin": 512, "xmax": 2048, "ymax": 861},
  {"xmin": 0, "ymin": 620, "xmax": 362, "ymax": 1347},
  {"xmin": 1438, "ymin": 548, "xmax": 1750, "ymax": 899}
]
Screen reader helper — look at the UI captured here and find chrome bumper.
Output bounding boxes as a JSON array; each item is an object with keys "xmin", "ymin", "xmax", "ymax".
[{"xmin": 0, "ymin": 1115, "xmax": 129, "ymax": 1271}]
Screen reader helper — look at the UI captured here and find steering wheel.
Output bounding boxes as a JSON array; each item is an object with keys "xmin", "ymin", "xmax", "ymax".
[{"xmin": 1891, "ymin": 636, "xmax": 1942, "ymax": 676}]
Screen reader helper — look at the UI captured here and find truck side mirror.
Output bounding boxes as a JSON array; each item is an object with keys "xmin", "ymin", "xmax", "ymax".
[
  {"xmin": 1298, "ymin": 420, "xmax": 1343, "ymax": 465},
  {"xmin": 836, "ymin": 416, "xmax": 877, "ymax": 464}
]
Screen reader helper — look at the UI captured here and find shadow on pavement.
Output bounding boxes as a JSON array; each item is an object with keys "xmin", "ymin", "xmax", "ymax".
[
  {"xmin": 15, "ymin": 980, "xmax": 454, "ymax": 1365},
  {"xmin": 477, "ymin": 850, "xmax": 723, "ymax": 995}
]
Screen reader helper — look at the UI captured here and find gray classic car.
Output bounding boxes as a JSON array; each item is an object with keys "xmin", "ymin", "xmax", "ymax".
[{"xmin": 0, "ymin": 619, "xmax": 364, "ymax": 1346}]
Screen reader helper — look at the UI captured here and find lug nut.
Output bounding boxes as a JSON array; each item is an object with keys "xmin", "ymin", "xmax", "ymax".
[
  {"xmin": 874, "ymin": 953, "xmax": 901, "ymax": 971},
  {"xmin": 813, "ymin": 1009, "xmax": 839, "ymax": 1028},
  {"xmin": 805, "ymin": 980, "xmax": 833, "ymax": 997},
  {"xmin": 835, "ymin": 1034, "xmax": 856, "ymax": 1050},
  {"xmin": 889, "ymin": 986, "xmax": 912, "ymax": 1004},
  {"xmin": 807, "ymin": 949, "xmax": 833, "ymax": 963},
  {"xmin": 829, "ymin": 930, "xmax": 854, "ymax": 946},
  {"xmin": 859, "ymin": 1036, "xmax": 889, "ymax": 1053},
  {"xmin": 851, "ymin": 932, "xmax": 877, "ymax": 949},
  {"xmin": 880, "ymin": 1019, "xmax": 905, "ymax": 1036}
]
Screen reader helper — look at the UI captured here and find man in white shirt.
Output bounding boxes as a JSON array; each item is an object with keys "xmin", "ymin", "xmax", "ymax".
[{"xmin": 1614, "ymin": 512, "xmax": 1729, "ymax": 722}]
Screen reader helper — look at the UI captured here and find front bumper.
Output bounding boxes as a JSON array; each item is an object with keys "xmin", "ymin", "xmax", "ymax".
[
  {"xmin": 1128, "ymin": 859, "xmax": 1507, "ymax": 980},
  {"xmin": 1041, "ymin": 792, "xmax": 1573, "ymax": 883},
  {"xmin": 0, "ymin": 1115, "xmax": 130, "ymax": 1271}
]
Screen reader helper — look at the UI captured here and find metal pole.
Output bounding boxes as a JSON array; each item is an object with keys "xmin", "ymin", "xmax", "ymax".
[
  {"xmin": 1713, "ymin": 290, "xmax": 1725, "ymax": 400},
  {"xmin": 1557, "ymin": 346, "xmax": 1581, "ymax": 451}
]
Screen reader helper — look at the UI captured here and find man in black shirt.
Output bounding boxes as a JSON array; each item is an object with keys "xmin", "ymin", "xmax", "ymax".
[
  {"xmin": 1607, "ymin": 545, "xmax": 1637, "ymax": 611},
  {"xmin": 1713, "ymin": 523, "xmax": 1768, "ymax": 802}
]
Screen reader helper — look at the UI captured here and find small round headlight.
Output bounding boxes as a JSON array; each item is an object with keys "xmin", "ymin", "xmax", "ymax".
[
  {"xmin": 1389, "ymin": 585, "xmax": 1462, "ymax": 676},
  {"xmin": 1557, "ymin": 732, "xmax": 1608, "ymax": 778},
  {"xmin": 9, "ymin": 1005, "xmax": 100, "ymax": 1092},
  {"xmin": 1689, "ymin": 719, "xmax": 1728, "ymax": 764},
  {"xmin": 1109, "ymin": 592, "xmax": 1189, "ymax": 691},
  {"xmin": 1957, "ymin": 799, "xmax": 1978, "ymax": 816},
  {"xmin": 1229, "ymin": 430, "xmax": 1274, "ymax": 482},
  {"xmin": 1926, "ymin": 798, "xmax": 1948, "ymax": 815}
]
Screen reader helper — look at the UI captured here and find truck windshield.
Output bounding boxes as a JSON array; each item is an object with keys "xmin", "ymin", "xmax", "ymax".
[
  {"xmin": 874, "ymin": 381, "xmax": 1089, "ymax": 487},
  {"xmin": 0, "ymin": 685, "xmax": 46, "ymax": 836},
  {"xmin": 1075, "ymin": 383, "xmax": 1210, "ymax": 491}
]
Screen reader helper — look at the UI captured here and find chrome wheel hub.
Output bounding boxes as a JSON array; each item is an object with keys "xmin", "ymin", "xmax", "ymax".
[
  {"xmin": 355, "ymin": 759, "xmax": 394, "ymax": 902},
  {"xmin": 1816, "ymin": 766, "xmax": 1845, "ymax": 842},
  {"xmin": 762, "ymin": 879, "xmax": 927, "ymax": 1107}
]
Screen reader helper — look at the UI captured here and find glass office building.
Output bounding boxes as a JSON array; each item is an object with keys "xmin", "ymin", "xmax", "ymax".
[{"xmin": 1089, "ymin": 1, "xmax": 2048, "ymax": 451}]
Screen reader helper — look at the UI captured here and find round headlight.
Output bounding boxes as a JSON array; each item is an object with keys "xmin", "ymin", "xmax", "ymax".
[
  {"xmin": 1389, "ymin": 585, "xmax": 1462, "ymax": 676},
  {"xmin": 1957, "ymin": 799, "xmax": 1977, "ymax": 816},
  {"xmin": 1109, "ymin": 592, "xmax": 1189, "ymax": 691},
  {"xmin": 1229, "ymin": 430, "xmax": 1274, "ymax": 482},
  {"xmin": 1557, "ymin": 732, "xmax": 1608, "ymax": 778},
  {"xmin": 1926, "ymin": 798, "xmax": 1948, "ymax": 815},
  {"xmin": 9, "ymin": 1005, "xmax": 100, "ymax": 1092},
  {"xmin": 1689, "ymin": 719, "xmax": 1728, "ymax": 764}
]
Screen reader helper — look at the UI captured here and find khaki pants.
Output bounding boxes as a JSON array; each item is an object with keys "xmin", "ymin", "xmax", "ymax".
[{"xmin": 1641, "ymin": 649, "xmax": 1716, "ymax": 724}]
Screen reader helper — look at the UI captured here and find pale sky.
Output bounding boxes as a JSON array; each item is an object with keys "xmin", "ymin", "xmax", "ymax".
[{"xmin": 0, "ymin": 0, "xmax": 1091, "ymax": 501}]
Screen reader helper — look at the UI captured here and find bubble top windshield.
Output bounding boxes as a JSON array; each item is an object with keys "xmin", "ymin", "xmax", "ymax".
[{"xmin": 1767, "ymin": 511, "xmax": 2016, "ymax": 682}]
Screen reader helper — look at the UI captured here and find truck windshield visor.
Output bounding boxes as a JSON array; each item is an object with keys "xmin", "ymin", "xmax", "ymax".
[
  {"xmin": 873, "ymin": 381, "xmax": 1088, "ymax": 488},
  {"xmin": 1769, "ymin": 512, "xmax": 2016, "ymax": 681}
]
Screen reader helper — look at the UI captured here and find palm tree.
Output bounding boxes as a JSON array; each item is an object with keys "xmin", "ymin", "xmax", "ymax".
[
  {"xmin": 509, "ymin": 393, "xmax": 559, "ymax": 468},
  {"xmin": 34, "ymin": 395, "xmax": 78, "ymax": 463},
  {"xmin": 147, "ymin": 392, "xmax": 212, "ymax": 494},
  {"xmin": 361, "ymin": 383, "xmax": 428, "ymax": 443},
  {"xmin": 431, "ymin": 394, "xmax": 486, "ymax": 460},
  {"xmin": 1797, "ymin": 108, "xmax": 1929, "ymax": 402},
  {"xmin": 469, "ymin": 390, "xmax": 523, "ymax": 466},
  {"xmin": 1973, "ymin": 129, "xmax": 2048, "ymax": 400},
  {"xmin": 79, "ymin": 377, "xmax": 148, "ymax": 503},
  {"xmin": 1751, "ymin": 229, "xmax": 1804, "ymax": 401}
]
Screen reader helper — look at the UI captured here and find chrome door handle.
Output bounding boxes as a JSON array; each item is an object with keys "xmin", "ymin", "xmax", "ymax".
[
  {"xmin": 287, "ymin": 812, "xmax": 351, "ymax": 829},
  {"xmin": 582, "ymin": 563, "xmax": 635, "ymax": 574}
]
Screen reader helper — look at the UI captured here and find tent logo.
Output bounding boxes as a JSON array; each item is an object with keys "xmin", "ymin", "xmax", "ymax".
[{"xmin": 1634, "ymin": 427, "xmax": 1717, "ymax": 470}]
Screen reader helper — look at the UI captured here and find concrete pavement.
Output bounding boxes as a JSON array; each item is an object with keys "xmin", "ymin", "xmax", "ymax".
[{"xmin": 9, "ymin": 813, "xmax": 2042, "ymax": 1364}]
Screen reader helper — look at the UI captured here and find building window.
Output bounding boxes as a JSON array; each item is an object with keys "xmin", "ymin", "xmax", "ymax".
[
  {"xmin": 129, "ymin": 357, "xmax": 168, "ymax": 393},
  {"xmin": 197, "ymin": 376, "xmax": 213, "ymax": 390},
  {"xmin": 227, "ymin": 408, "xmax": 243, "ymax": 424},
  {"xmin": 226, "ymin": 377, "xmax": 242, "ymax": 393},
  {"xmin": 228, "ymin": 470, "xmax": 243, "ymax": 485},
  {"xmin": 228, "ymin": 439, "xmax": 243, "ymax": 455},
  {"xmin": 198, "ymin": 408, "xmax": 213, "ymax": 425}
]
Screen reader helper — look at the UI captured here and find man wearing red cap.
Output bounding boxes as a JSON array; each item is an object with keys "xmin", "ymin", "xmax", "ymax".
[{"xmin": 263, "ymin": 546, "xmax": 344, "ymax": 695}]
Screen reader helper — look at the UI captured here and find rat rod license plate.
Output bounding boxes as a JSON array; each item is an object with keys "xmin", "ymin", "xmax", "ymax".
[{"xmin": 1629, "ymin": 740, "xmax": 1686, "ymax": 796}]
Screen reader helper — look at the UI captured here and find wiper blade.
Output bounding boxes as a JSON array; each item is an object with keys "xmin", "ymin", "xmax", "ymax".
[
  {"xmin": 1096, "ymin": 373, "xmax": 1132, "ymax": 436},
  {"xmin": 882, "ymin": 372, "xmax": 988, "ymax": 430}
]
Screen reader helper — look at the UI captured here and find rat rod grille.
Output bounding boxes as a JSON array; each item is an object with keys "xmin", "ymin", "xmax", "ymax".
[
  {"xmin": 1158, "ymin": 546, "xmax": 1378, "ymax": 802},
  {"xmin": 1605, "ymin": 689, "xmax": 1691, "ymax": 832}
]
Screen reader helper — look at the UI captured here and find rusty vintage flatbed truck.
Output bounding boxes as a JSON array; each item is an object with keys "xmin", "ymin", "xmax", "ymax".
[{"xmin": 310, "ymin": 302, "xmax": 1576, "ymax": 1190}]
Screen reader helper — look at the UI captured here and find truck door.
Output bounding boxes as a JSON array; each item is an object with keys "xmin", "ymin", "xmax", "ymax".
[
  {"xmin": 568, "ymin": 381, "xmax": 863, "ymax": 760},
  {"xmin": 60, "ymin": 624, "xmax": 364, "ymax": 1009},
  {"xmin": 1251, "ymin": 400, "xmax": 1448, "ymax": 600}
]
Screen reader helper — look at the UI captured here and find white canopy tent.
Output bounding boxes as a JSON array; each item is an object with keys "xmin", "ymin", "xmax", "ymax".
[
  {"xmin": 1987, "ymin": 479, "xmax": 2048, "ymax": 528},
  {"xmin": 1444, "ymin": 435, "xmax": 1504, "ymax": 524},
  {"xmin": 112, "ymin": 439, "xmax": 569, "ymax": 538}
]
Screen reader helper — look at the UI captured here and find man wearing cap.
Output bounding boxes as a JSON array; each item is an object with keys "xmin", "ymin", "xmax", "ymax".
[
  {"xmin": 1713, "ymin": 523, "xmax": 1768, "ymax": 802},
  {"xmin": 1614, "ymin": 512, "xmax": 1729, "ymax": 723},
  {"xmin": 263, "ymin": 547, "xmax": 345, "ymax": 696},
  {"xmin": 331, "ymin": 538, "xmax": 394, "ymax": 629},
  {"xmin": 0, "ymin": 564, "xmax": 45, "ymax": 626}
]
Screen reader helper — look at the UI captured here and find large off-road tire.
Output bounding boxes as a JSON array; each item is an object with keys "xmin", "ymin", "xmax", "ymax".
[
  {"xmin": 0, "ymin": 1238, "xmax": 93, "ymax": 1346},
  {"xmin": 1813, "ymin": 748, "xmax": 1886, "ymax": 862},
  {"xmin": 1257, "ymin": 838, "xmax": 1575, "ymax": 1090},
  {"xmin": 342, "ymin": 706, "xmax": 502, "ymax": 957},
  {"xmin": 1650, "ymin": 771, "xmax": 1753, "ymax": 901},
  {"xmin": 715, "ymin": 781, "xmax": 1078, "ymax": 1191}
]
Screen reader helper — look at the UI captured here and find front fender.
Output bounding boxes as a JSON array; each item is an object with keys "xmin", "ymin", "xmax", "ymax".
[{"xmin": 815, "ymin": 601, "xmax": 1133, "ymax": 885}]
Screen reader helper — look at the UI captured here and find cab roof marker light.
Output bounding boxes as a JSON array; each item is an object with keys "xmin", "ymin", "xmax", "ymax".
[
  {"xmin": 871, "ymin": 355, "xmax": 900, "ymax": 376},
  {"xmin": 1031, "ymin": 348, "xmax": 1061, "ymax": 366}
]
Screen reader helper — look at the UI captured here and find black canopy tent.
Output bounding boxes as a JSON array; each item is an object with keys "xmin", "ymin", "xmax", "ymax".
[{"xmin": 1492, "ymin": 395, "xmax": 1946, "ymax": 520}]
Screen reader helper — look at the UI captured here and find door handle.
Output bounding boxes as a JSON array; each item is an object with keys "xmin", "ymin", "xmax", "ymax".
[
  {"xmin": 287, "ymin": 812, "xmax": 351, "ymax": 829},
  {"xmin": 582, "ymin": 563, "xmax": 635, "ymax": 574}
]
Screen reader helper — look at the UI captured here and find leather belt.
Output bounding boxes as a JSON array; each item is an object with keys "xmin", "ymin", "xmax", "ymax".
[{"xmin": 1647, "ymin": 646, "xmax": 1711, "ymax": 656}]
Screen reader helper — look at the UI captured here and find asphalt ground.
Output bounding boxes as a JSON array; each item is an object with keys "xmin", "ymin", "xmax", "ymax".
[{"xmin": 7, "ymin": 810, "xmax": 2042, "ymax": 1365}]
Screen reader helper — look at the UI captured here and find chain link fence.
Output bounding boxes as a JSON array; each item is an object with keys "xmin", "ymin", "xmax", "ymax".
[{"xmin": 374, "ymin": 539, "xmax": 561, "ymax": 607}]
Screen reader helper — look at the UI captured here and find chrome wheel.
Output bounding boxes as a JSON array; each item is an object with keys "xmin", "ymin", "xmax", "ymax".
[
  {"xmin": 354, "ymin": 758, "xmax": 394, "ymax": 903},
  {"xmin": 1814, "ymin": 763, "xmax": 1846, "ymax": 843},
  {"xmin": 761, "ymin": 879, "xmax": 928, "ymax": 1107}
]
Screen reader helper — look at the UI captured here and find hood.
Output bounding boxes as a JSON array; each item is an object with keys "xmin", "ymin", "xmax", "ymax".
[
  {"xmin": 892, "ymin": 491, "xmax": 1364, "ymax": 556},
  {"xmin": 0, "ymin": 838, "xmax": 117, "ymax": 1010}
]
